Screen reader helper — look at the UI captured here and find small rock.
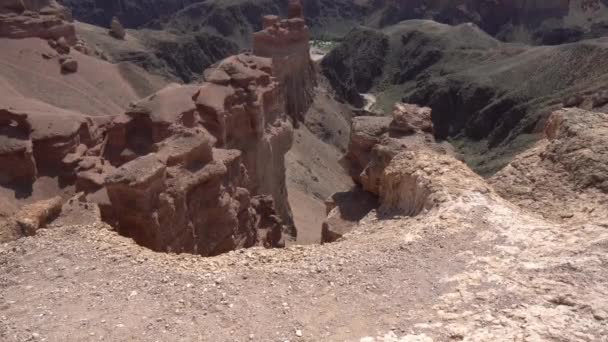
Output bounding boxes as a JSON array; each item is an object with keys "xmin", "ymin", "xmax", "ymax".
[
  {"xmin": 295, "ymin": 329, "xmax": 303, "ymax": 337},
  {"xmin": 109, "ymin": 16, "xmax": 126, "ymax": 39},
  {"xmin": 61, "ymin": 58, "xmax": 78, "ymax": 73},
  {"xmin": 56, "ymin": 36, "xmax": 70, "ymax": 54},
  {"xmin": 593, "ymin": 309, "xmax": 607, "ymax": 321}
]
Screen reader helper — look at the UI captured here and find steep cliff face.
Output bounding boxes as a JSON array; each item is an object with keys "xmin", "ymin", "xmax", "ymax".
[{"xmin": 252, "ymin": 0, "xmax": 316, "ymax": 125}]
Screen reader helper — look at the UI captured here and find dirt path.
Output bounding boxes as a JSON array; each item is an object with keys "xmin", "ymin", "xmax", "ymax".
[{"xmin": 0, "ymin": 217, "xmax": 466, "ymax": 342}]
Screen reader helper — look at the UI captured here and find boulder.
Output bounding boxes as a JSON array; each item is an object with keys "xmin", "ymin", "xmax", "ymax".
[
  {"xmin": 109, "ymin": 16, "xmax": 125, "ymax": 39},
  {"xmin": 15, "ymin": 196, "xmax": 63, "ymax": 236},
  {"xmin": 56, "ymin": 36, "xmax": 69, "ymax": 53},
  {"xmin": 345, "ymin": 103, "xmax": 454, "ymax": 194},
  {"xmin": 60, "ymin": 57, "xmax": 78, "ymax": 73},
  {"xmin": 389, "ymin": 102, "xmax": 433, "ymax": 134},
  {"xmin": 379, "ymin": 151, "xmax": 491, "ymax": 216}
]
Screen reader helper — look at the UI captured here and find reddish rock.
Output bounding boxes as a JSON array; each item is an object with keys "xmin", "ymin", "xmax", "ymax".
[
  {"xmin": 103, "ymin": 54, "xmax": 295, "ymax": 255},
  {"xmin": 104, "ymin": 84, "xmax": 202, "ymax": 165},
  {"xmin": 194, "ymin": 54, "xmax": 294, "ymax": 228},
  {"xmin": 0, "ymin": 0, "xmax": 76, "ymax": 43},
  {"xmin": 15, "ymin": 196, "xmax": 63, "ymax": 236},
  {"xmin": 60, "ymin": 57, "xmax": 77, "ymax": 73},
  {"xmin": 0, "ymin": 97, "xmax": 92, "ymax": 187},
  {"xmin": 288, "ymin": 0, "xmax": 304, "ymax": 19},
  {"xmin": 252, "ymin": 4, "xmax": 316, "ymax": 125}
]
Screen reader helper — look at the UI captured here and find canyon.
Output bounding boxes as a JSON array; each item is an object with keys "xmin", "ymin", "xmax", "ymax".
[{"xmin": 1, "ymin": 0, "xmax": 608, "ymax": 341}]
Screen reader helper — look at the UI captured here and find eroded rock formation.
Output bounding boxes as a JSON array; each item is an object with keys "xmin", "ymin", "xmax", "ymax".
[
  {"xmin": 0, "ymin": 97, "xmax": 102, "ymax": 189},
  {"xmin": 346, "ymin": 103, "xmax": 453, "ymax": 195},
  {"xmin": 98, "ymin": 54, "xmax": 294, "ymax": 255},
  {"xmin": 0, "ymin": 2, "xmax": 320, "ymax": 256},
  {"xmin": 0, "ymin": 0, "xmax": 75, "ymax": 43},
  {"xmin": 252, "ymin": 0, "xmax": 316, "ymax": 125},
  {"xmin": 323, "ymin": 103, "xmax": 454, "ymax": 242}
]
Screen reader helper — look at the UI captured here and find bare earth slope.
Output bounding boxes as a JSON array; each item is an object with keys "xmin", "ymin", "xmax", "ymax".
[{"xmin": 0, "ymin": 37, "xmax": 167, "ymax": 116}]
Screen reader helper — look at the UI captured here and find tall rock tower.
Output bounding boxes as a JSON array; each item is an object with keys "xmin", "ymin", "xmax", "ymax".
[{"xmin": 252, "ymin": 0, "xmax": 316, "ymax": 126}]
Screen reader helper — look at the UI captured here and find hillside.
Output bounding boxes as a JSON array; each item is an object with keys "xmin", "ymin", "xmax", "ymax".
[
  {"xmin": 64, "ymin": 0, "xmax": 608, "ymax": 44},
  {"xmin": 322, "ymin": 20, "xmax": 608, "ymax": 174}
]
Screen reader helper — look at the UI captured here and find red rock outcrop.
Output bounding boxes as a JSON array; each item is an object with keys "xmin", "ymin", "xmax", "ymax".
[
  {"xmin": 252, "ymin": 0, "xmax": 316, "ymax": 125},
  {"xmin": 0, "ymin": 96, "xmax": 101, "ymax": 188},
  {"xmin": 0, "ymin": 0, "xmax": 75, "ymax": 43},
  {"xmin": 101, "ymin": 54, "xmax": 294, "ymax": 255}
]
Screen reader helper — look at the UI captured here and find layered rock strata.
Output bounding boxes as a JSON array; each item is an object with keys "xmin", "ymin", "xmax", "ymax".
[
  {"xmin": 0, "ymin": 97, "xmax": 101, "ymax": 189},
  {"xmin": 0, "ymin": 0, "xmax": 75, "ymax": 43},
  {"xmin": 252, "ymin": 0, "xmax": 316, "ymax": 125},
  {"xmin": 101, "ymin": 54, "xmax": 294, "ymax": 255}
]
